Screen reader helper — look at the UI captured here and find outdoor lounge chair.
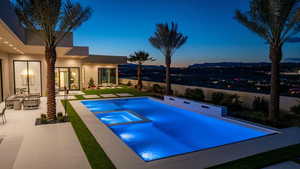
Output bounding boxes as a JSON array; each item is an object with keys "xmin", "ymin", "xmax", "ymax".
[
  {"xmin": 28, "ymin": 93, "xmax": 40, "ymax": 97},
  {"xmin": 5, "ymin": 96, "xmax": 22, "ymax": 109},
  {"xmin": 27, "ymin": 94, "xmax": 41, "ymax": 104},
  {"xmin": 0, "ymin": 107, "xmax": 6, "ymax": 124},
  {"xmin": 23, "ymin": 98, "xmax": 40, "ymax": 110}
]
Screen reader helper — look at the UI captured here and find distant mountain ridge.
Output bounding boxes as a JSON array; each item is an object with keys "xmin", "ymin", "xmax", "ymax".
[
  {"xmin": 121, "ymin": 62, "xmax": 300, "ymax": 69},
  {"xmin": 188, "ymin": 62, "xmax": 271, "ymax": 68}
]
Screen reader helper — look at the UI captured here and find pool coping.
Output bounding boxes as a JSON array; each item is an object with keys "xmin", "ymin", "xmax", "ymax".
[{"xmin": 70, "ymin": 97, "xmax": 300, "ymax": 169}]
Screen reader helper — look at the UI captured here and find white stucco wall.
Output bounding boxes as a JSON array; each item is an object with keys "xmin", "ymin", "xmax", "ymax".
[
  {"xmin": 119, "ymin": 78, "xmax": 299, "ymax": 112},
  {"xmin": 8, "ymin": 55, "xmax": 85, "ymax": 96},
  {"xmin": 0, "ymin": 51, "xmax": 11, "ymax": 100},
  {"xmin": 82, "ymin": 63, "xmax": 118, "ymax": 88}
]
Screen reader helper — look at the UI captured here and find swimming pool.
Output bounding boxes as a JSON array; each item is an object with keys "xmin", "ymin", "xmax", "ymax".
[{"xmin": 81, "ymin": 97, "xmax": 274, "ymax": 162}]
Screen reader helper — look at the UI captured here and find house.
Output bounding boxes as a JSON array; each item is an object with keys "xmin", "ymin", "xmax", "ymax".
[{"xmin": 0, "ymin": 0, "xmax": 127, "ymax": 101}]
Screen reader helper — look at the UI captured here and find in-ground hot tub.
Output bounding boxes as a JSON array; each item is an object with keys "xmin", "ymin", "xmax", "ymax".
[{"xmin": 95, "ymin": 111, "xmax": 150, "ymax": 126}]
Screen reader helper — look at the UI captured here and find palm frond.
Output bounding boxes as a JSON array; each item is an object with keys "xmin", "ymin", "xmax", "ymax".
[
  {"xmin": 235, "ymin": 0, "xmax": 300, "ymax": 46},
  {"xmin": 55, "ymin": 0, "xmax": 92, "ymax": 46},
  {"xmin": 149, "ymin": 22, "xmax": 187, "ymax": 58},
  {"xmin": 128, "ymin": 51, "xmax": 155, "ymax": 64},
  {"xmin": 235, "ymin": 10, "xmax": 272, "ymax": 42},
  {"xmin": 15, "ymin": 0, "xmax": 92, "ymax": 47}
]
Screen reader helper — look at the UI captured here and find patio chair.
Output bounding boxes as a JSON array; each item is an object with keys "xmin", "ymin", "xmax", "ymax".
[
  {"xmin": 5, "ymin": 96, "xmax": 22, "ymax": 109},
  {"xmin": 27, "ymin": 94, "xmax": 41, "ymax": 104},
  {"xmin": 0, "ymin": 107, "xmax": 6, "ymax": 124},
  {"xmin": 28, "ymin": 93, "xmax": 40, "ymax": 97},
  {"xmin": 23, "ymin": 98, "xmax": 40, "ymax": 110}
]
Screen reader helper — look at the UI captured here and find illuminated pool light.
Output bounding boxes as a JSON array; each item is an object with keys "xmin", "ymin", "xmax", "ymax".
[
  {"xmin": 120, "ymin": 133, "xmax": 135, "ymax": 140},
  {"xmin": 141, "ymin": 152, "xmax": 159, "ymax": 161}
]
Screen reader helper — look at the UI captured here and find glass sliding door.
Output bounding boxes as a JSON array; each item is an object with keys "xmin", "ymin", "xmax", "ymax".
[
  {"xmin": 0, "ymin": 60, "xmax": 3, "ymax": 102},
  {"xmin": 59, "ymin": 68, "xmax": 69, "ymax": 90},
  {"xmin": 70, "ymin": 68, "xmax": 79, "ymax": 90},
  {"xmin": 28, "ymin": 62, "xmax": 41, "ymax": 94},
  {"xmin": 55, "ymin": 67, "xmax": 80, "ymax": 91},
  {"xmin": 13, "ymin": 60, "xmax": 42, "ymax": 94},
  {"xmin": 110, "ymin": 68, "xmax": 116, "ymax": 84},
  {"xmin": 98, "ymin": 68, "xmax": 117, "ymax": 86}
]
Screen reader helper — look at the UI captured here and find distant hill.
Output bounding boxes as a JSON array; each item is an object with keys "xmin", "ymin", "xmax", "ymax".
[
  {"xmin": 120, "ymin": 62, "xmax": 300, "ymax": 70},
  {"xmin": 119, "ymin": 64, "xmax": 165, "ymax": 70},
  {"xmin": 188, "ymin": 62, "xmax": 271, "ymax": 69}
]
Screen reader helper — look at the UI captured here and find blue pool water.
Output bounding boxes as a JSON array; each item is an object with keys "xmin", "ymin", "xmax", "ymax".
[
  {"xmin": 81, "ymin": 98, "xmax": 272, "ymax": 161},
  {"xmin": 95, "ymin": 111, "xmax": 143, "ymax": 125}
]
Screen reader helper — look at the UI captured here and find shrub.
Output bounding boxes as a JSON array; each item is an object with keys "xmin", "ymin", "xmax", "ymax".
[
  {"xmin": 41, "ymin": 114, "xmax": 47, "ymax": 124},
  {"xmin": 152, "ymin": 84, "xmax": 163, "ymax": 94},
  {"xmin": 290, "ymin": 104, "xmax": 300, "ymax": 115},
  {"xmin": 253, "ymin": 97, "xmax": 268, "ymax": 113},
  {"xmin": 222, "ymin": 94, "xmax": 243, "ymax": 112},
  {"xmin": 88, "ymin": 78, "xmax": 95, "ymax": 88},
  {"xmin": 57, "ymin": 112, "xmax": 64, "ymax": 122},
  {"xmin": 211, "ymin": 92, "xmax": 225, "ymax": 105},
  {"xmin": 127, "ymin": 81, "xmax": 132, "ymax": 86},
  {"xmin": 184, "ymin": 88, "xmax": 205, "ymax": 101}
]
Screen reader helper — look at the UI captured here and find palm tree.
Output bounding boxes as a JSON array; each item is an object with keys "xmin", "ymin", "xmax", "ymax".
[
  {"xmin": 235, "ymin": 0, "xmax": 300, "ymax": 122},
  {"xmin": 15, "ymin": 0, "xmax": 92, "ymax": 120},
  {"xmin": 128, "ymin": 51, "xmax": 155, "ymax": 91},
  {"xmin": 149, "ymin": 22, "xmax": 188, "ymax": 95}
]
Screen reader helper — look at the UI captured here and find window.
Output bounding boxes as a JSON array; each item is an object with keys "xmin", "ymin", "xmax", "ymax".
[
  {"xmin": 0, "ymin": 60, "xmax": 3, "ymax": 101},
  {"xmin": 13, "ymin": 60, "xmax": 42, "ymax": 94},
  {"xmin": 55, "ymin": 67, "xmax": 80, "ymax": 90},
  {"xmin": 98, "ymin": 68, "xmax": 117, "ymax": 85}
]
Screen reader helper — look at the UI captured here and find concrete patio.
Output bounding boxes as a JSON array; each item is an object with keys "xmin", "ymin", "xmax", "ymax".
[{"xmin": 0, "ymin": 97, "xmax": 91, "ymax": 169}]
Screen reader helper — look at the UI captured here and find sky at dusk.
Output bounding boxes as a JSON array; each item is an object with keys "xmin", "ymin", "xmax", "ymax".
[{"xmin": 73, "ymin": 0, "xmax": 300, "ymax": 67}]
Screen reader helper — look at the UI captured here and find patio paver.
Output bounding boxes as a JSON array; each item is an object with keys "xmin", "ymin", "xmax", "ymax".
[
  {"xmin": 100, "ymin": 94, "xmax": 118, "ymax": 98},
  {"xmin": 82, "ymin": 95, "xmax": 100, "ymax": 99},
  {"xmin": 58, "ymin": 91, "xmax": 85, "ymax": 96},
  {"xmin": 56, "ymin": 95, "xmax": 77, "ymax": 100},
  {"xmin": 116, "ymin": 93, "xmax": 134, "ymax": 97},
  {"xmin": 0, "ymin": 97, "xmax": 91, "ymax": 169}
]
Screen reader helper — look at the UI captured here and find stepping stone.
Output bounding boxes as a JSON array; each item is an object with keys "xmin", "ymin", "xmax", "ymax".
[
  {"xmin": 116, "ymin": 93, "xmax": 133, "ymax": 97},
  {"xmin": 262, "ymin": 161, "xmax": 300, "ymax": 169},
  {"xmin": 100, "ymin": 94, "xmax": 118, "ymax": 98},
  {"xmin": 82, "ymin": 95, "xmax": 100, "ymax": 99},
  {"xmin": 56, "ymin": 96, "xmax": 76, "ymax": 100},
  {"xmin": 69, "ymin": 91, "xmax": 85, "ymax": 95},
  {"xmin": 58, "ymin": 91, "xmax": 84, "ymax": 96}
]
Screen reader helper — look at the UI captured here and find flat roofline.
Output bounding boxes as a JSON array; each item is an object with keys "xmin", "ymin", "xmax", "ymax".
[
  {"xmin": 89, "ymin": 54, "xmax": 127, "ymax": 58},
  {"xmin": 83, "ymin": 54, "xmax": 127, "ymax": 64}
]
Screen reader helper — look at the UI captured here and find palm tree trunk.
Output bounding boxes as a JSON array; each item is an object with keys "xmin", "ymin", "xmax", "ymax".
[
  {"xmin": 268, "ymin": 45, "xmax": 282, "ymax": 122},
  {"xmin": 137, "ymin": 63, "xmax": 142, "ymax": 91},
  {"xmin": 165, "ymin": 54, "xmax": 171, "ymax": 95},
  {"xmin": 45, "ymin": 45, "xmax": 57, "ymax": 120}
]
